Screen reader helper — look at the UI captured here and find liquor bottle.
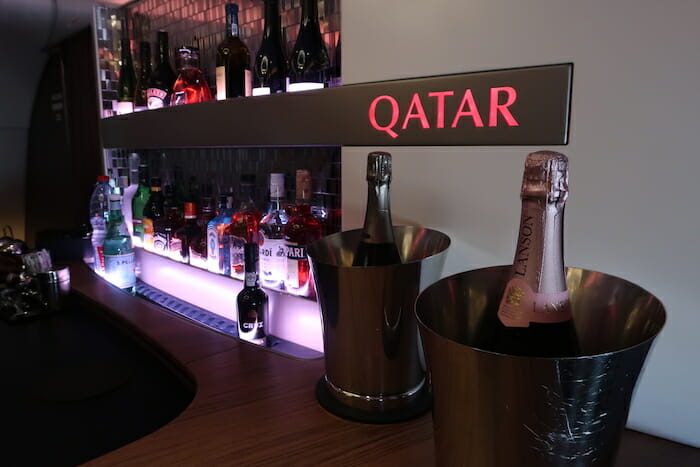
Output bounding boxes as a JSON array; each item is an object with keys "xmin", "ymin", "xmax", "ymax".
[
  {"xmin": 352, "ymin": 152, "xmax": 402, "ymax": 267},
  {"xmin": 493, "ymin": 151, "xmax": 579, "ymax": 358},
  {"xmin": 253, "ymin": 0, "xmax": 286, "ymax": 95},
  {"xmin": 188, "ymin": 196, "xmax": 216, "ymax": 269},
  {"xmin": 288, "ymin": 0, "xmax": 329, "ymax": 92},
  {"xmin": 131, "ymin": 162, "xmax": 150, "ymax": 247},
  {"xmin": 216, "ymin": 3, "xmax": 252, "ymax": 99},
  {"xmin": 225, "ymin": 174, "xmax": 263, "ymax": 280},
  {"xmin": 88, "ymin": 175, "xmax": 111, "ymax": 273},
  {"xmin": 147, "ymin": 31, "xmax": 177, "ymax": 109},
  {"xmin": 175, "ymin": 202, "xmax": 201, "ymax": 264},
  {"xmin": 284, "ymin": 169, "xmax": 322, "ymax": 296},
  {"xmin": 134, "ymin": 41, "xmax": 151, "ymax": 111},
  {"xmin": 237, "ymin": 242, "xmax": 268, "ymax": 346},
  {"xmin": 103, "ymin": 194, "xmax": 136, "ymax": 293},
  {"xmin": 172, "ymin": 46, "xmax": 213, "ymax": 105},
  {"xmin": 154, "ymin": 185, "xmax": 184, "ymax": 259},
  {"xmin": 116, "ymin": 37, "xmax": 137, "ymax": 114},
  {"xmin": 142, "ymin": 177, "xmax": 164, "ymax": 252},
  {"xmin": 259, "ymin": 173, "xmax": 289, "ymax": 289},
  {"xmin": 207, "ymin": 193, "xmax": 235, "ymax": 275}
]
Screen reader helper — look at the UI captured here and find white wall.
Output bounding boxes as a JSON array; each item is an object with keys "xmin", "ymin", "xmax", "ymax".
[{"xmin": 342, "ymin": 0, "xmax": 700, "ymax": 447}]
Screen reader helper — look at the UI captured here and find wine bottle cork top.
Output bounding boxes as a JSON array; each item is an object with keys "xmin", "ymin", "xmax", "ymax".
[
  {"xmin": 521, "ymin": 151, "xmax": 569, "ymax": 203},
  {"xmin": 366, "ymin": 151, "xmax": 392, "ymax": 183}
]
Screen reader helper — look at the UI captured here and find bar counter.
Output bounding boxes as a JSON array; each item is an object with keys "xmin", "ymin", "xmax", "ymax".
[{"xmin": 64, "ymin": 262, "xmax": 698, "ymax": 466}]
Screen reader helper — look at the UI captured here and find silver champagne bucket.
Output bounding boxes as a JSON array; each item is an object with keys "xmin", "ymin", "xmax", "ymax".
[
  {"xmin": 308, "ymin": 226, "xmax": 450, "ymax": 423},
  {"xmin": 416, "ymin": 265, "xmax": 666, "ymax": 466}
]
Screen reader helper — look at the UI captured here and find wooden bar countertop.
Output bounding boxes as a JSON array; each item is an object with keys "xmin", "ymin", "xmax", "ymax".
[{"xmin": 67, "ymin": 262, "xmax": 699, "ymax": 466}]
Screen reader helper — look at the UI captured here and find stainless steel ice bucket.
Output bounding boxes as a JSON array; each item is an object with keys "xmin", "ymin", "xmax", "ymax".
[
  {"xmin": 308, "ymin": 226, "xmax": 450, "ymax": 423},
  {"xmin": 416, "ymin": 265, "xmax": 666, "ymax": 466}
]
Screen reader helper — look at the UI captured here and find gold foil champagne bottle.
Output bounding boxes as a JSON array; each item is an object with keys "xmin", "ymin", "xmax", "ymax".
[{"xmin": 494, "ymin": 151, "xmax": 579, "ymax": 357}]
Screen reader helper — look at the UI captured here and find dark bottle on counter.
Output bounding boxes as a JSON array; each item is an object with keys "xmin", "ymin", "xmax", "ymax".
[
  {"xmin": 353, "ymin": 152, "xmax": 402, "ymax": 267},
  {"xmin": 237, "ymin": 242, "xmax": 268, "ymax": 346},
  {"xmin": 147, "ymin": 31, "xmax": 177, "ymax": 109},
  {"xmin": 216, "ymin": 3, "xmax": 252, "ymax": 99},
  {"xmin": 225, "ymin": 174, "xmax": 263, "ymax": 280},
  {"xmin": 172, "ymin": 46, "xmax": 213, "ymax": 105},
  {"xmin": 492, "ymin": 151, "xmax": 580, "ymax": 358},
  {"xmin": 284, "ymin": 169, "xmax": 322, "ymax": 297},
  {"xmin": 116, "ymin": 37, "xmax": 137, "ymax": 114},
  {"xmin": 253, "ymin": 0, "xmax": 286, "ymax": 95},
  {"xmin": 134, "ymin": 40, "xmax": 152, "ymax": 110},
  {"xmin": 142, "ymin": 177, "xmax": 164, "ymax": 252},
  {"xmin": 288, "ymin": 0, "xmax": 329, "ymax": 92}
]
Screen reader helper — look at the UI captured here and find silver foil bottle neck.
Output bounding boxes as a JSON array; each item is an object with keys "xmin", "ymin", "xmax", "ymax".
[
  {"xmin": 367, "ymin": 152, "xmax": 392, "ymax": 184},
  {"xmin": 521, "ymin": 151, "xmax": 569, "ymax": 204}
]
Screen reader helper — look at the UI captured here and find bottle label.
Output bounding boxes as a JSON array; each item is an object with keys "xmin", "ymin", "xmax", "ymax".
[
  {"xmin": 169, "ymin": 236, "xmax": 183, "ymax": 262},
  {"xmin": 216, "ymin": 66, "xmax": 226, "ymax": 100},
  {"xmin": 286, "ymin": 242, "xmax": 308, "ymax": 290},
  {"xmin": 143, "ymin": 218, "xmax": 154, "ymax": 250},
  {"xmin": 104, "ymin": 252, "xmax": 136, "ymax": 289},
  {"xmin": 252, "ymin": 87, "xmax": 271, "ymax": 96},
  {"xmin": 147, "ymin": 88, "xmax": 167, "ymax": 108},
  {"xmin": 153, "ymin": 231, "xmax": 170, "ymax": 255},
  {"xmin": 260, "ymin": 237, "xmax": 287, "ymax": 286},
  {"xmin": 244, "ymin": 69, "xmax": 252, "ymax": 97},
  {"xmin": 238, "ymin": 303, "xmax": 266, "ymax": 345},
  {"xmin": 497, "ymin": 277, "xmax": 572, "ymax": 327},
  {"xmin": 115, "ymin": 101, "xmax": 134, "ymax": 115},
  {"xmin": 189, "ymin": 247, "xmax": 208, "ymax": 269},
  {"xmin": 94, "ymin": 245, "xmax": 105, "ymax": 273},
  {"xmin": 229, "ymin": 236, "xmax": 246, "ymax": 278},
  {"xmin": 207, "ymin": 226, "xmax": 221, "ymax": 273}
]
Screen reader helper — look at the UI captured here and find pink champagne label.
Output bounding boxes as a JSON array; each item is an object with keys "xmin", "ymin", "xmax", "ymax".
[{"xmin": 497, "ymin": 277, "xmax": 572, "ymax": 327}]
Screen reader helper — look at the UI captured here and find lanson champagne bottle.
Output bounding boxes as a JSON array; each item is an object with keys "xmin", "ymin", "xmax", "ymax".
[
  {"xmin": 147, "ymin": 31, "xmax": 177, "ymax": 109},
  {"xmin": 237, "ymin": 242, "xmax": 268, "ymax": 346},
  {"xmin": 493, "ymin": 151, "xmax": 579, "ymax": 358},
  {"xmin": 216, "ymin": 3, "xmax": 252, "ymax": 99},
  {"xmin": 353, "ymin": 152, "xmax": 402, "ymax": 267}
]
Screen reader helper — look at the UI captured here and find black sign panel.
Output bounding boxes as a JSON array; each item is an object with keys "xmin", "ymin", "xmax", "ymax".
[{"xmin": 339, "ymin": 63, "xmax": 572, "ymax": 146}]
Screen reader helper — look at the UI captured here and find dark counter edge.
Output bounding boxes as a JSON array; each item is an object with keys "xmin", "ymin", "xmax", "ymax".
[{"xmin": 65, "ymin": 261, "xmax": 699, "ymax": 466}]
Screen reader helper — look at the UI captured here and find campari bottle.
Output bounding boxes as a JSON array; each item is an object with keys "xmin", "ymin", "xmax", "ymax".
[{"xmin": 284, "ymin": 169, "xmax": 322, "ymax": 297}]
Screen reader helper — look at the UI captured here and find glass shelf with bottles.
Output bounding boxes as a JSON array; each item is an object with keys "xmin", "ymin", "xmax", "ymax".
[
  {"xmin": 95, "ymin": 0, "xmax": 341, "ymax": 119},
  {"xmin": 106, "ymin": 146, "xmax": 341, "ymax": 303}
]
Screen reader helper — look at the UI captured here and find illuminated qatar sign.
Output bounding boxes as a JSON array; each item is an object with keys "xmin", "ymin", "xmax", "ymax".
[{"xmin": 346, "ymin": 63, "xmax": 572, "ymax": 146}]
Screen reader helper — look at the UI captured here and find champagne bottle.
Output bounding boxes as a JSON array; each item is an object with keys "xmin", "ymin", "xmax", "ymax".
[
  {"xmin": 147, "ymin": 31, "xmax": 177, "ymax": 109},
  {"xmin": 237, "ymin": 242, "xmax": 268, "ymax": 346},
  {"xmin": 253, "ymin": 0, "xmax": 286, "ymax": 95},
  {"xmin": 216, "ymin": 3, "xmax": 252, "ymax": 99},
  {"xmin": 116, "ymin": 37, "xmax": 136, "ymax": 114},
  {"xmin": 352, "ymin": 152, "xmax": 402, "ymax": 267},
  {"xmin": 493, "ymin": 151, "xmax": 579, "ymax": 357},
  {"xmin": 134, "ymin": 41, "xmax": 151, "ymax": 110},
  {"xmin": 288, "ymin": 0, "xmax": 329, "ymax": 92}
]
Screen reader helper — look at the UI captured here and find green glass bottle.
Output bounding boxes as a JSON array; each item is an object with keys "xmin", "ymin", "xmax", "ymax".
[
  {"xmin": 103, "ymin": 194, "xmax": 136, "ymax": 293},
  {"xmin": 131, "ymin": 163, "xmax": 151, "ymax": 247}
]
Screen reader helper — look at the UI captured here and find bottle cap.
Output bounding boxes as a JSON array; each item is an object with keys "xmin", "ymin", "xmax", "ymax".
[
  {"xmin": 522, "ymin": 151, "xmax": 569, "ymax": 204},
  {"xmin": 97, "ymin": 175, "xmax": 110, "ymax": 182},
  {"xmin": 184, "ymin": 202, "xmax": 197, "ymax": 218},
  {"xmin": 366, "ymin": 152, "xmax": 392, "ymax": 184}
]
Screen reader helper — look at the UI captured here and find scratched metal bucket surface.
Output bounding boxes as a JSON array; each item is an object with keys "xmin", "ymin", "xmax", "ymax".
[
  {"xmin": 308, "ymin": 226, "xmax": 450, "ymax": 423},
  {"xmin": 415, "ymin": 265, "xmax": 666, "ymax": 467}
]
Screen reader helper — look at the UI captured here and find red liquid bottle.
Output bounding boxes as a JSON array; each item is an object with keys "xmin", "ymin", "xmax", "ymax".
[
  {"xmin": 172, "ymin": 46, "xmax": 213, "ymax": 105},
  {"xmin": 284, "ymin": 169, "xmax": 322, "ymax": 297},
  {"xmin": 225, "ymin": 175, "xmax": 262, "ymax": 280}
]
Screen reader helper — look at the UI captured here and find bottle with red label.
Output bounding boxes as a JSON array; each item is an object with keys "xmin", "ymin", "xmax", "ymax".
[
  {"xmin": 284, "ymin": 169, "xmax": 322, "ymax": 297},
  {"xmin": 492, "ymin": 151, "xmax": 579, "ymax": 357},
  {"xmin": 225, "ymin": 174, "xmax": 263, "ymax": 280}
]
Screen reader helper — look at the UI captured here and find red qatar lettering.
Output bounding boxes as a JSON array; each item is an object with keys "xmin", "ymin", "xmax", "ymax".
[
  {"xmin": 428, "ymin": 91, "xmax": 454, "ymax": 128},
  {"xmin": 401, "ymin": 93, "xmax": 430, "ymax": 130},
  {"xmin": 450, "ymin": 89, "xmax": 484, "ymax": 128},
  {"xmin": 489, "ymin": 86, "xmax": 519, "ymax": 127},
  {"xmin": 368, "ymin": 95, "xmax": 400, "ymax": 138}
]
